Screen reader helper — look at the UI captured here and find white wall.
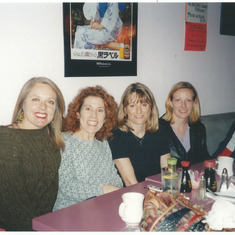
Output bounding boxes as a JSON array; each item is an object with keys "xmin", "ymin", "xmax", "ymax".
[{"xmin": 0, "ymin": 2, "xmax": 235, "ymax": 125}]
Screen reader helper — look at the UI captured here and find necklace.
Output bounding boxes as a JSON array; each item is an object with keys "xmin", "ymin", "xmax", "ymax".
[{"xmin": 133, "ymin": 134, "xmax": 145, "ymax": 146}]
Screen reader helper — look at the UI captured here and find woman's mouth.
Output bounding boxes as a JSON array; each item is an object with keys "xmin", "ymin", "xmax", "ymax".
[{"xmin": 35, "ymin": 113, "xmax": 47, "ymax": 119}]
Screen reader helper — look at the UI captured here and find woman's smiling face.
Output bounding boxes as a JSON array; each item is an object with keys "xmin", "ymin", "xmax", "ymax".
[
  {"xmin": 170, "ymin": 88, "xmax": 195, "ymax": 121},
  {"xmin": 76, "ymin": 96, "xmax": 106, "ymax": 140},
  {"xmin": 21, "ymin": 83, "xmax": 57, "ymax": 129}
]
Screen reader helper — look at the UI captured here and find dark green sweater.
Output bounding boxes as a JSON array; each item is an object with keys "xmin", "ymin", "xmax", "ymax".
[{"xmin": 0, "ymin": 126, "xmax": 61, "ymax": 231}]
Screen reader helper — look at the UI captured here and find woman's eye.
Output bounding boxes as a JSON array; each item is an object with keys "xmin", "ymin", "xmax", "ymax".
[
  {"xmin": 84, "ymin": 107, "xmax": 91, "ymax": 111},
  {"xmin": 98, "ymin": 108, "xmax": 104, "ymax": 112},
  {"xmin": 32, "ymin": 98, "xmax": 39, "ymax": 102},
  {"xmin": 142, "ymin": 103, "xmax": 148, "ymax": 107},
  {"xmin": 174, "ymin": 98, "xmax": 180, "ymax": 102},
  {"xmin": 129, "ymin": 104, "xmax": 135, "ymax": 108},
  {"xmin": 187, "ymin": 99, "xmax": 192, "ymax": 103},
  {"xmin": 48, "ymin": 100, "xmax": 55, "ymax": 105}
]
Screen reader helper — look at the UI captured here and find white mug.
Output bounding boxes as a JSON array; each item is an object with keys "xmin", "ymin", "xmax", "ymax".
[
  {"xmin": 119, "ymin": 192, "xmax": 144, "ymax": 226},
  {"xmin": 215, "ymin": 156, "xmax": 234, "ymax": 177}
]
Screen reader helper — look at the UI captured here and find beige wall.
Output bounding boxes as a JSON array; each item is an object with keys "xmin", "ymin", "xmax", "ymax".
[{"xmin": 0, "ymin": 2, "xmax": 235, "ymax": 125}]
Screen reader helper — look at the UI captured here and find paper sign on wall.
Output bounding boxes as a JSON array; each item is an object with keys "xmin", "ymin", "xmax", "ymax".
[{"xmin": 184, "ymin": 3, "xmax": 208, "ymax": 51}]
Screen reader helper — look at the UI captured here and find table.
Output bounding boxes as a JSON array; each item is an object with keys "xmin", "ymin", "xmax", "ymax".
[
  {"xmin": 33, "ymin": 180, "xmax": 151, "ymax": 231},
  {"xmin": 32, "ymin": 162, "xmax": 218, "ymax": 231}
]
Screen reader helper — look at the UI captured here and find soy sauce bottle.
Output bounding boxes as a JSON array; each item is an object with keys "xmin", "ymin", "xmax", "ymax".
[
  {"xmin": 204, "ymin": 160, "xmax": 217, "ymax": 192},
  {"xmin": 180, "ymin": 161, "xmax": 192, "ymax": 193}
]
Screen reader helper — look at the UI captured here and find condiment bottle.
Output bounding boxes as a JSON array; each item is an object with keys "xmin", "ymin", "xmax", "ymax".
[
  {"xmin": 180, "ymin": 161, "xmax": 192, "ymax": 193},
  {"xmin": 204, "ymin": 160, "xmax": 217, "ymax": 192},
  {"xmin": 219, "ymin": 168, "xmax": 228, "ymax": 192},
  {"xmin": 119, "ymin": 36, "xmax": 124, "ymax": 59},
  {"xmin": 198, "ymin": 174, "xmax": 207, "ymax": 201},
  {"xmin": 167, "ymin": 157, "xmax": 177, "ymax": 173},
  {"xmin": 124, "ymin": 27, "xmax": 130, "ymax": 59}
]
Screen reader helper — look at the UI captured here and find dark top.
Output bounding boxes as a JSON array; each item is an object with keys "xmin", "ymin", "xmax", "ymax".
[
  {"xmin": 109, "ymin": 125, "xmax": 170, "ymax": 183},
  {"xmin": 159, "ymin": 118, "xmax": 210, "ymax": 166},
  {"xmin": 0, "ymin": 126, "xmax": 61, "ymax": 231},
  {"xmin": 212, "ymin": 120, "xmax": 235, "ymax": 159}
]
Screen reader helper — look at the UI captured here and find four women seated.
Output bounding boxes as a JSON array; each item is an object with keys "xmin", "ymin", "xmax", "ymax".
[{"xmin": 1, "ymin": 77, "xmax": 225, "ymax": 230}]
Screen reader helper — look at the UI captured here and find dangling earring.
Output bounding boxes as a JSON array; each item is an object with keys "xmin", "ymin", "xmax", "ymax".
[
  {"xmin": 125, "ymin": 114, "xmax": 128, "ymax": 119},
  {"xmin": 51, "ymin": 120, "xmax": 55, "ymax": 129},
  {"xmin": 17, "ymin": 111, "xmax": 24, "ymax": 122}
]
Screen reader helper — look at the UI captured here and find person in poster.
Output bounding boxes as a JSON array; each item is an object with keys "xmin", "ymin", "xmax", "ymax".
[{"xmin": 73, "ymin": 3, "xmax": 123, "ymax": 50}]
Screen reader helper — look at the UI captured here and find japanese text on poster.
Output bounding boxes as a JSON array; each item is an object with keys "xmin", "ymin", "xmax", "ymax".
[{"xmin": 184, "ymin": 3, "xmax": 208, "ymax": 51}]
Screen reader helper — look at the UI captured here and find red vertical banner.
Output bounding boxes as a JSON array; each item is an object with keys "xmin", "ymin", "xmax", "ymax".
[
  {"xmin": 184, "ymin": 22, "xmax": 207, "ymax": 51},
  {"xmin": 184, "ymin": 3, "xmax": 208, "ymax": 51}
]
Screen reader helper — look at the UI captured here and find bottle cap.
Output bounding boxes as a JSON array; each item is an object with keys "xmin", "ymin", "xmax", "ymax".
[
  {"xmin": 181, "ymin": 161, "xmax": 190, "ymax": 167},
  {"xmin": 204, "ymin": 160, "xmax": 216, "ymax": 168},
  {"xmin": 200, "ymin": 174, "xmax": 205, "ymax": 180},
  {"xmin": 167, "ymin": 157, "xmax": 177, "ymax": 165}
]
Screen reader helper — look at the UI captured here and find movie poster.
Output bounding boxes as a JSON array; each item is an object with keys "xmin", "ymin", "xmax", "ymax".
[{"xmin": 63, "ymin": 3, "xmax": 138, "ymax": 77}]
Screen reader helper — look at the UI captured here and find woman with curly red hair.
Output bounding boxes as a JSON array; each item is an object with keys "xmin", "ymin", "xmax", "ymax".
[{"xmin": 53, "ymin": 86, "xmax": 123, "ymax": 211}]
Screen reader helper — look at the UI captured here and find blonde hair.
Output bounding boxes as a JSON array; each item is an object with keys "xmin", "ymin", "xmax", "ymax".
[
  {"xmin": 12, "ymin": 77, "xmax": 65, "ymax": 150},
  {"xmin": 118, "ymin": 82, "xmax": 159, "ymax": 133},
  {"xmin": 162, "ymin": 81, "xmax": 200, "ymax": 124}
]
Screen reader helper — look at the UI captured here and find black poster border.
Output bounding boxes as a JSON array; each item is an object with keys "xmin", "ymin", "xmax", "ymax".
[{"xmin": 63, "ymin": 3, "xmax": 138, "ymax": 77}]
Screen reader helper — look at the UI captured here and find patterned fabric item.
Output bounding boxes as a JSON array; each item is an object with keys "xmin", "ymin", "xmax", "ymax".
[
  {"xmin": 140, "ymin": 190, "xmax": 209, "ymax": 232},
  {"xmin": 74, "ymin": 3, "xmax": 123, "ymax": 49}
]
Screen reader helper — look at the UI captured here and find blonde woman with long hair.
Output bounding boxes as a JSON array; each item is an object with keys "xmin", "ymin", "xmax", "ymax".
[
  {"xmin": 0, "ymin": 77, "xmax": 65, "ymax": 230},
  {"xmin": 160, "ymin": 81, "xmax": 210, "ymax": 166},
  {"xmin": 109, "ymin": 82, "xmax": 170, "ymax": 186}
]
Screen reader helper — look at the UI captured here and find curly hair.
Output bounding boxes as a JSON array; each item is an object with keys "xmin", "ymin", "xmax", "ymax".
[
  {"xmin": 64, "ymin": 86, "xmax": 118, "ymax": 141},
  {"xmin": 162, "ymin": 81, "xmax": 200, "ymax": 124}
]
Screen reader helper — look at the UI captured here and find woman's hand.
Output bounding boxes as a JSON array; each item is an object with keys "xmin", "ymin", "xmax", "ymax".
[
  {"xmin": 103, "ymin": 185, "xmax": 120, "ymax": 194},
  {"xmin": 90, "ymin": 21, "xmax": 104, "ymax": 30}
]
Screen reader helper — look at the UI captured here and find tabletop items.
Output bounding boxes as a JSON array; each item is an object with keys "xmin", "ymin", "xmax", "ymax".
[
  {"xmin": 118, "ymin": 192, "xmax": 144, "ymax": 229},
  {"xmin": 33, "ymin": 161, "xmax": 235, "ymax": 232},
  {"xmin": 197, "ymin": 174, "xmax": 207, "ymax": 201},
  {"xmin": 140, "ymin": 190, "xmax": 209, "ymax": 231}
]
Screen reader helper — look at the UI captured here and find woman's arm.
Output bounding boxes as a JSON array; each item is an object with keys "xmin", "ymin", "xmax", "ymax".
[
  {"xmin": 114, "ymin": 158, "xmax": 138, "ymax": 186},
  {"xmin": 160, "ymin": 153, "xmax": 171, "ymax": 168},
  {"xmin": 103, "ymin": 185, "xmax": 120, "ymax": 194}
]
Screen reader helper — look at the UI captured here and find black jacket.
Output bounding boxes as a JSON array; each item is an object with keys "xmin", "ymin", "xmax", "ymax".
[
  {"xmin": 212, "ymin": 120, "xmax": 235, "ymax": 159},
  {"xmin": 159, "ymin": 118, "xmax": 210, "ymax": 166}
]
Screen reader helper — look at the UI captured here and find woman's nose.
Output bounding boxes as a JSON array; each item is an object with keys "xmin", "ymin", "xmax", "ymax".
[
  {"xmin": 136, "ymin": 105, "xmax": 142, "ymax": 113},
  {"xmin": 181, "ymin": 100, "xmax": 186, "ymax": 107},
  {"xmin": 91, "ymin": 110, "xmax": 97, "ymax": 118},
  {"xmin": 39, "ymin": 101, "xmax": 46, "ymax": 110}
]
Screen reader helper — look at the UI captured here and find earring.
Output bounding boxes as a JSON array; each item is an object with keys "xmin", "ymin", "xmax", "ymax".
[
  {"xmin": 51, "ymin": 120, "xmax": 55, "ymax": 129},
  {"xmin": 125, "ymin": 114, "xmax": 128, "ymax": 118},
  {"xmin": 17, "ymin": 111, "xmax": 24, "ymax": 122}
]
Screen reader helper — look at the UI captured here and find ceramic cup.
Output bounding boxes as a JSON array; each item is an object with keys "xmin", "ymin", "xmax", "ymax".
[
  {"xmin": 119, "ymin": 192, "xmax": 144, "ymax": 226},
  {"xmin": 215, "ymin": 156, "xmax": 234, "ymax": 177}
]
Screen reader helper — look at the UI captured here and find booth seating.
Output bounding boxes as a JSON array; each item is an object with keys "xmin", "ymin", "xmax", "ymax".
[{"xmin": 201, "ymin": 112, "xmax": 235, "ymax": 156}]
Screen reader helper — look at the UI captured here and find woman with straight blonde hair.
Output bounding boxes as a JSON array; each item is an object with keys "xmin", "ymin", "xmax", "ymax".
[
  {"xmin": 109, "ymin": 82, "xmax": 170, "ymax": 186},
  {"xmin": 160, "ymin": 81, "xmax": 210, "ymax": 165},
  {"xmin": 0, "ymin": 77, "xmax": 65, "ymax": 230}
]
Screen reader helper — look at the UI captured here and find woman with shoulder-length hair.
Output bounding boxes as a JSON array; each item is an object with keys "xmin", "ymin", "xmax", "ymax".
[
  {"xmin": 109, "ymin": 82, "xmax": 170, "ymax": 186},
  {"xmin": 53, "ymin": 85, "xmax": 123, "ymax": 211},
  {"xmin": 160, "ymin": 81, "xmax": 210, "ymax": 166},
  {"xmin": 0, "ymin": 77, "xmax": 65, "ymax": 231}
]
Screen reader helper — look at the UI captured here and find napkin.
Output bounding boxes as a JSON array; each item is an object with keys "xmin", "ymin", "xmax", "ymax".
[
  {"xmin": 203, "ymin": 199, "xmax": 235, "ymax": 230},
  {"xmin": 216, "ymin": 182, "xmax": 235, "ymax": 202}
]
